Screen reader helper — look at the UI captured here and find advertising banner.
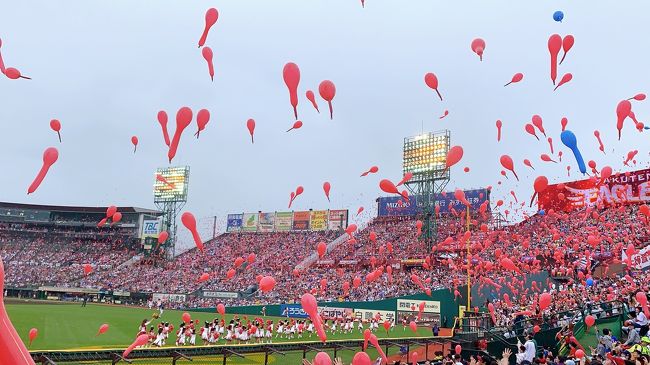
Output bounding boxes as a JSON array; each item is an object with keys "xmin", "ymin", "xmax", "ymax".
[
  {"xmin": 318, "ymin": 307, "xmax": 354, "ymax": 320},
  {"xmin": 280, "ymin": 304, "xmax": 309, "ymax": 318},
  {"xmin": 241, "ymin": 213, "xmax": 259, "ymax": 232},
  {"xmin": 141, "ymin": 219, "xmax": 161, "ymax": 239},
  {"xmin": 622, "ymin": 245, "xmax": 650, "ymax": 271},
  {"xmin": 203, "ymin": 291, "xmax": 239, "ymax": 299},
  {"xmin": 377, "ymin": 189, "xmax": 489, "ymax": 216},
  {"xmin": 152, "ymin": 293, "xmax": 186, "ymax": 303},
  {"xmin": 396, "ymin": 299, "xmax": 441, "ymax": 313},
  {"xmin": 258, "ymin": 212, "xmax": 275, "ymax": 232},
  {"xmin": 226, "ymin": 214, "xmax": 243, "ymax": 232},
  {"xmin": 353, "ymin": 309, "xmax": 395, "ymax": 324},
  {"xmin": 292, "ymin": 211, "xmax": 311, "ymax": 230},
  {"xmin": 328, "ymin": 210, "xmax": 348, "ymax": 230},
  {"xmin": 275, "ymin": 212, "xmax": 293, "ymax": 231},
  {"xmin": 538, "ymin": 168, "xmax": 650, "ymax": 212},
  {"xmin": 310, "ymin": 210, "xmax": 328, "ymax": 231}
]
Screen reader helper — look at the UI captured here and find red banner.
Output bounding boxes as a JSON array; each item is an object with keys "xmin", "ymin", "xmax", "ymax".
[{"xmin": 538, "ymin": 168, "xmax": 650, "ymax": 212}]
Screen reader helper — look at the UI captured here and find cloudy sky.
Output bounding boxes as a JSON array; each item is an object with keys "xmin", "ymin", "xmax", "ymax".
[{"xmin": 1, "ymin": 1, "xmax": 649, "ymax": 248}]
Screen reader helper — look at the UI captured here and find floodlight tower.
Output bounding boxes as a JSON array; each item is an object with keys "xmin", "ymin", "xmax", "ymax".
[
  {"xmin": 153, "ymin": 166, "xmax": 190, "ymax": 258},
  {"xmin": 402, "ymin": 130, "xmax": 451, "ymax": 251}
]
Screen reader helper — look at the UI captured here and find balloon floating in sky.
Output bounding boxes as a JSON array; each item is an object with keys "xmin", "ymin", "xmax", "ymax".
[
  {"xmin": 131, "ymin": 136, "xmax": 138, "ymax": 153},
  {"xmin": 559, "ymin": 35, "xmax": 574, "ymax": 65},
  {"xmin": 553, "ymin": 11, "xmax": 564, "ymax": 22},
  {"xmin": 28, "ymin": 147, "xmax": 59, "ymax": 194},
  {"xmin": 560, "ymin": 130, "xmax": 586, "ymax": 174},
  {"xmin": 471, "ymin": 38, "xmax": 486, "ymax": 61},
  {"xmin": 360, "ymin": 166, "xmax": 379, "ymax": 177},
  {"xmin": 319, "ymin": 80, "xmax": 336, "ymax": 119},
  {"xmin": 439, "ymin": 110, "xmax": 449, "ymax": 119},
  {"xmin": 525, "ymin": 124, "xmax": 540, "ymax": 140},
  {"xmin": 49, "ymin": 119, "xmax": 62, "ymax": 142},
  {"xmin": 554, "ymin": 73, "xmax": 572, "ymax": 91},
  {"xmin": 532, "ymin": 115, "xmax": 546, "ymax": 137},
  {"xmin": 446, "ymin": 146, "xmax": 464, "ymax": 168},
  {"xmin": 168, "ymin": 107, "xmax": 193, "ymax": 163},
  {"xmin": 323, "ymin": 182, "xmax": 331, "ymax": 202},
  {"xmin": 561, "ymin": 117, "xmax": 568, "ymax": 131},
  {"xmin": 283, "ymin": 63, "xmax": 301, "ymax": 120},
  {"xmin": 123, "ymin": 334, "xmax": 149, "ymax": 358},
  {"xmin": 198, "ymin": 8, "xmax": 219, "ymax": 48},
  {"xmin": 548, "ymin": 34, "xmax": 562, "ymax": 85},
  {"xmin": 157, "ymin": 111, "xmax": 171, "ymax": 147},
  {"xmin": 286, "ymin": 120, "xmax": 303, "ymax": 132},
  {"xmin": 96, "ymin": 324, "xmax": 109, "ymax": 336},
  {"xmin": 0, "ymin": 38, "xmax": 4, "ymax": 74},
  {"xmin": 4, "ymin": 67, "xmax": 31, "ymax": 80},
  {"xmin": 202, "ymin": 47, "xmax": 214, "ymax": 81},
  {"xmin": 424, "ymin": 73, "xmax": 443, "ymax": 101},
  {"xmin": 593, "ymin": 130, "xmax": 605, "ymax": 153},
  {"xmin": 195, "ymin": 109, "xmax": 210, "ymax": 138},
  {"xmin": 628, "ymin": 93, "xmax": 646, "ymax": 101},
  {"xmin": 499, "ymin": 155, "xmax": 519, "ymax": 181},
  {"xmin": 246, "ymin": 119, "xmax": 256, "ymax": 143},
  {"xmin": 496, "ymin": 120, "xmax": 502, "ymax": 142},
  {"xmin": 616, "ymin": 100, "xmax": 632, "ymax": 140},
  {"xmin": 306, "ymin": 90, "xmax": 320, "ymax": 113},
  {"xmin": 28, "ymin": 328, "xmax": 38, "ymax": 347},
  {"xmin": 504, "ymin": 73, "xmax": 523, "ymax": 87},
  {"xmin": 181, "ymin": 212, "xmax": 204, "ymax": 251}
]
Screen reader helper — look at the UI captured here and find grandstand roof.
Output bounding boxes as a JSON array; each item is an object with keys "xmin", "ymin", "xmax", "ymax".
[{"xmin": 0, "ymin": 202, "xmax": 161, "ymax": 215}]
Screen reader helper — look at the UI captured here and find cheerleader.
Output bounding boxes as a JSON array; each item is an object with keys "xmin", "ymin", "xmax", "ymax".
[
  {"xmin": 148, "ymin": 326, "xmax": 156, "ymax": 346},
  {"xmin": 276, "ymin": 321, "xmax": 284, "ymax": 338},
  {"xmin": 226, "ymin": 324, "xmax": 234, "ymax": 342},
  {"xmin": 344, "ymin": 320, "xmax": 351, "ymax": 333},
  {"xmin": 297, "ymin": 321, "xmax": 304, "ymax": 338},
  {"xmin": 330, "ymin": 320, "xmax": 337, "ymax": 334},
  {"xmin": 357, "ymin": 318, "xmax": 364, "ymax": 333},
  {"xmin": 176, "ymin": 323, "xmax": 186, "ymax": 346},
  {"xmin": 138, "ymin": 319, "xmax": 151, "ymax": 336},
  {"xmin": 163, "ymin": 323, "xmax": 170, "ymax": 345},
  {"xmin": 153, "ymin": 328, "xmax": 165, "ymax": 347},
  {"xmin": 307, "ymin": 320, "xmax": 314, "ymax": 338},
  {"xmin": 201, "ymin": 322, "xmax": 210, "ymax": 345},
  {"xmin": 265, "ymin": 321, "xmax": 273, "ymax": 343},
  {"xmin": 189, "ymin": 328, "xmax": 196, "ymax": 346},
  {"xmin": 239, "ymin": 326, "xmax": 249, "ymax": 343}
]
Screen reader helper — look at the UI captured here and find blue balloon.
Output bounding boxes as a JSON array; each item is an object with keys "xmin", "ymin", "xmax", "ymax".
[
  {"xmin": 538, "ymin": 210, "xmax": 545, "ymax": 216},
  {"xmin": 553, "ymin": 11, "xmax": 564, "ymax": 22},
  {"xmin": 586, "ymin": 278, "xmax": 594, "ymax": 286},
  {"xmin": 560, "ymin": 130, "xmax": 586, "ymax": 174}
]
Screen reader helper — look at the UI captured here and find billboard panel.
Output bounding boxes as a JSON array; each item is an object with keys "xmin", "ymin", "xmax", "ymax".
[
  {"xmin": 241, "ymin": 213, "xmax": 259, "ymax": 232},
  {"xmin": 328, "ymin": 210, "xmax": 348, "ymax": 230},
  {"xmin": 377, "ymin": 188, "xmax": 489, "ymax": 216},
  {"xmin": 141, "ymin": 219, "xmax": 161, "ymax": 239},
  {"xmin": 396, "ymin": 299, "xmax": 441, "ymax": 313},
  {"xmin": 226, "ymin": 214, "xmax": 243, "ymax": 232},
  {"xmin": 275, "ymin": 212, "xmax": 293, "ymax": 231},
  {"xmin": 538, "ymin": 168, "xmax": 650, "ymax": 212},
  {"xmin": 258, "ymin": 212, "xmax": 275, "ymax": 232},
  {"xmin": 292, "ymin": 211, "xmax": 310, "ymax": 230},
  {"xmin": 353, "ymin": 309, "xmax": 395, "ymax": 324},
  {"xmin": 153, "ymin": 166, "xmax": 190, "ymax": 203},
  {"xmin": 280, "ymin": 304, "xmax": 309, "ymax": 318},
  {"xmin": 318, "ymin": 307, "xmax": 354, "ymax": 320},
  {"xmin": 310, "ymin": 210, "xmax": 328, "ymax": 231}
]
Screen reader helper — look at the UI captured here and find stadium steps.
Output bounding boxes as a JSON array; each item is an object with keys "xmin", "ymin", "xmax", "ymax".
[
  {"xmin": 115, "ymin": 254, "xmax": 143, "ymax": 270},
  {"xmin": 294, "ymin": 232, "xmax": 348, "ymax": 269}
]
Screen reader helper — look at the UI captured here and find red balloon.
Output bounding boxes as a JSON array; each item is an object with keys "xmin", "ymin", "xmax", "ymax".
[
  {"xmin": 97, "ymin": 324, "xmax": 109, "ymax": 336},
  {"xmin": 379, "ymin": 179, "xmax": 400, "ymax": 195},
  {"xmin": 306, "ymin": 90, "xmax": 320, "ymax": 113},
  {"xmin": 317, "ymin": 242, "xmax": 327, "ymax": 258},
  {"xmin": 541, "ymin": 154, "xmax": 556, "ymax": 163},
  {"xmin": 247, "ymin": 253, "xmax": 256, "ymax": 264},
  {"xmin": 27, "ymin": 147, "xmax": 59, "ymax": 194},
  {"xmin": 525, "ymin": 123, "xmax": 539, "ymax": 140},
  {"xmin": 286, "ymin": 120, "xmax": 303, "ymax": 132},
  {"xmin": 533, "ymin": 325, "xmax": 540, "ymax": 333},
  {"xmin": 157, "ymin": 111, "xmax": 171, "ymax": 147},
  {"xmin": 446, "ymin": 146, "xmax": 464, "ymax": 168},
  {"xmin": 559, "ymin": 35, "xmax": 574, "ymax": 65},
  {"xmin": 616, "ymin": 100, "xmax": 632, "ymax": 140},
  {"xmin": 259, "ymin": 276, "xmax": 276, "ymax": 292},
  {"xmin": 352, "ymin": 352, "xmax": 372, "ymax": 365},
  {"xmin": 532, "ymin": 115, "xmax": 546, "ymax": 137},
  {"xmin": 424, "ymin": 73, "xmax": 443, "ymax": 101},
  {"xmin": 548, "ymin": 34, "xmax": 562, "ymax": 85},
  {"xmin": 181, "ymin": 212, "xmax": 204, "ymax": 251},
  {"xmin": 301, "ymin": 293, "xmax": 318, "ymax": 316},
  {"xmin": 584, "ymin": 315, "xmax": 595, "ymax": 328},
  {"xmin": 553, "ymin": 73, "xmax": 572, "ymax": 91},
  {"xmin": 283, "ymin": 63, "xmax": 301, "ymax": 119},
  {"xmin": 195, "ymin": 109, "xmax": 210, "ymax": 137},
  {"xmin": 318, "ymin": 80, "xmax": 336, "ymax": 119},
  {"xmin": 28, "ymin": 328, "xmax": 38, "ymax": 346},
  {"xmin": 106, "ymin": 205, "xmax": 117, "ymax": 218},
  {"xmin": 523, "ymin": 159, "xmax": 534, "ymax": 170},
  {"xmin": 227, "ymin": 269, "xmax": 236, "ymax": 279},
  {"xmin": 182, "ymin": 312, "xmax": 191, "ymax": 324},
  {"xmin": 246, "ymin": 118, "xmax": 256, "ymax": 143},
  {"xmin": 168, "ymin": 107, "xmax": 193, "ymax": 163},
  {"xmin": 111, "ymin": 212, "xmax": 122, "ymax": 226},
  {"xmin": 202, "ymin": 47, "xmax": 214, "ymax": 81},
  {"xmin": 499, "ymin": 155, "xmax": 519, "ymax": 181},
  {"xmin": 4, "ymin": 67, "xmax": 30, "ymax": 80},
  {"xmin": 323, "ymin": 182, "xmax": 331, "ymax": 201},
  {"xmin": 397, "ymin": 172, "xmax": 413, "ymax": 186},
  {"xmin": 198, "ymin": 8, "xmax": 219, "ymax": 47},
  {"xmin": 471, "ymin": 38, "xmax": 486, "ymax": 61},
  {"xmin": 496, "ymin": 120, "xmax": 502, "ymax": 142},
  {"xmin": 575, "ymin": 350, "xmax": 585, "ymax": 359},
  {"xmin": 504, "ymin": 72, "xmax": 523, "ymax": 87},
  {"xmin": 369, "ymin": 334, "xmax": 388, "ymax": 364},
  {"xmin": 82, "ymin": 264, "xmax": 92, "ymax": 275},
  {"xmin": 534, "ymin": 176, "xmax": 549, "ymax": 193},
  {"xmin": 455, "ymin": 344, "xmax": 462, "ymax": 355},
  {"xmin": 314, "ymin": 352, "xmax": 332, "ymax": 365},
  {"xmin": 539, "ymin": 292, "xmax": 552, "ymax": 311},
  {"xmin": 561, "ymin": 117, "xmax": 568, "ymax": 131},
  {"xmin": 158, "ymin": 231, "xmax": 169, "ymax": 244},
  {"xmin": 198, "ymin": 273, "xmax": 209, "ymax": 282},
  {"xmin": 353, "ymin": 276, "xmax": 362, "ymax": 288},
  {"xmin": 629, "ymin": 93, "xmax": 646, "ymax": 101},
  {"xmin": 217, "ymin": 303, "xmax": 226, "ymax": 316},
  {"xmin": 123, "ymin": 334, "xmax": 149, "ymax": 358},
  {"xmin": 409, "ymin": 321, "xmax": 417, "ymax": 333},
  {"xmin": 361, "ymin": 166, "xmax": 379, "ymax": 177},
  {"xmin": 131, "ymin": 136, "xmax": 138, "ymax": 153},
  {"xmin": 50, "ymin": 119, "xmax": 62, "ymax": 142}
]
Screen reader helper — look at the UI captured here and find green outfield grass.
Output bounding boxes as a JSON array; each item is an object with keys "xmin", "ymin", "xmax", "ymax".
[{"xmin": 6, "ymin": 301, "xmax": 438, "ymax": 352}]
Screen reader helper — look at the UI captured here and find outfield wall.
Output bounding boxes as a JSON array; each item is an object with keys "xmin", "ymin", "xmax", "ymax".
[{"xmin": 190, "ymin": 287, "xmax": 466, "ymax": 326}]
